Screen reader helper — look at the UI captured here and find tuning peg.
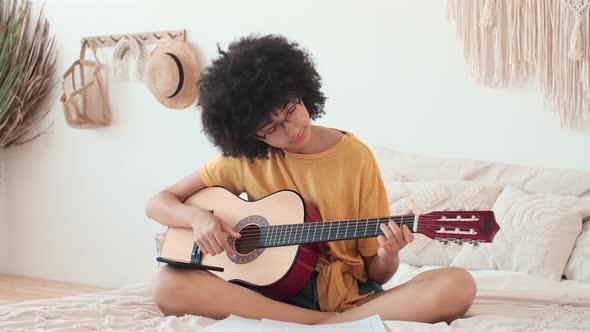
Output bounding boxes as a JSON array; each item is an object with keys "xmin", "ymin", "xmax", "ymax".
[
  {"xmin": 454, "ymin": 239, "xmax": 463, "ymax": 245},
  {"xmin": 435, "ymin": 237, "xmax": 449, "ymax": 245}
]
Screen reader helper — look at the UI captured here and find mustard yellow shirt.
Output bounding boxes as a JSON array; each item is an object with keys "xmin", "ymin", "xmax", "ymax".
[{"xmin": 198, "ymin": 131, "xmax": 390, "ymax": 312}]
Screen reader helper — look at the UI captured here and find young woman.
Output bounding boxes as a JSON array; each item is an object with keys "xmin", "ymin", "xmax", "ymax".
[{"xmin": 146, "ymin": 34, "xmax": 476, "ymax": 325}]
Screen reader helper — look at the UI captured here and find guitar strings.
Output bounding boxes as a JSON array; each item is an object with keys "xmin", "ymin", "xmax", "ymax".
[
  {"xmin": 233, "ymin": 216, "xmax": 483, "ymax": 236},
  {"xmin": 231, "ymin": 230, "xmax": 480, "ymax": 246},
  {"xmin": 222, "ymin": 223, "xmax": 483, "ymax": 247},
  {"xmin": 237, "ymin": 227, "xmax": 475, "ymax": 242},
  {"xmin": 232, "ymin": 219, "xmax": 483, "ymax": 237}
]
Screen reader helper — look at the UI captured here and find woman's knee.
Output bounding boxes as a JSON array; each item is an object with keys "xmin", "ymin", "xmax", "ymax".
[
  {"xmin": 433, "ymin": 267, "xmax": 476, "ymax": 318},
  {"xmin": 151, "ymin": 266, "xmax": 180, "ymax": 315},
  {"xmin": 151, "ymin": 266, "xmax": 205, "ymax": 316}
]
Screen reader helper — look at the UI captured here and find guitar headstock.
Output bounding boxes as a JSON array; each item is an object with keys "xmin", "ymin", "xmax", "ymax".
[{"xmin": 415, "ymin": 210, "xmax": 499, "ymax": 245}]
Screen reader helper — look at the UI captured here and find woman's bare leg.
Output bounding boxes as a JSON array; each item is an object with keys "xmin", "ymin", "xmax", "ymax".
[
  {"xmin": 317, "ymin": 267, "xmax": 477, "ymax": 324},
  {"xmin": 151, "ymin": 265, "xmax": 335, "ymax": 324}
]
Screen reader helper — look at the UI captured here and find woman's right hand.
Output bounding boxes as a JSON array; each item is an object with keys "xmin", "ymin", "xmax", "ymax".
[{"xmin": 191, "ymin": 211, "xmax": 241, "ymax": 257}]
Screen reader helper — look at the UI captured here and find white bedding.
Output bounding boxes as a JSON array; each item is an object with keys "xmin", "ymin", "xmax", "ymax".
[{"xmin": 2, "ymin": 264, "xmax": 589, "ymax": 331}]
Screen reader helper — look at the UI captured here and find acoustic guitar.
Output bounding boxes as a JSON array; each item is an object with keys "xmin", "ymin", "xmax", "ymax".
[{"xmin": 157, "ymin": 186, "xmax": 498, "ymax": 300}]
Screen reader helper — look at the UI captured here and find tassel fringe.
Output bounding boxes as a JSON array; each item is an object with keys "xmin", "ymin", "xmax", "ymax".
[{"xmin": 447, "ymin": 0, "xmax": 590, "ymax": 128}]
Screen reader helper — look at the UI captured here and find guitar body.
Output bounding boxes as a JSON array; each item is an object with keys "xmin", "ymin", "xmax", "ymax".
[{"xmin": 158, "ymin": 186, "xmax": 323, "ymax": 300}]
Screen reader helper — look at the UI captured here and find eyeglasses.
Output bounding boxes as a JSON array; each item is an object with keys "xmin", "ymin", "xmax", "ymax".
[{"xmin": 256, "ymin": 98, "xmax": 302, "ymax": 141}]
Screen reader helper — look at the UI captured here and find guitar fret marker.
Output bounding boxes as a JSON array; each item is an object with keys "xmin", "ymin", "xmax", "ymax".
[
  {"xmin": 344, "ymin": 220, "xmax": 348, "ymax": 239},
  {"xmin": 377, "ymin": 219, "xmax": 381, "ymax": 236},
  {"xmin": 313, "ymin": 223, "xmax": 318, "ymax": 243},
  {"xmin": 263, "ymin": 227, "xmax": 268, "ymax": 247},
  {"xmin": 299, "ymin": 223, "xmax": 304, "ymax": 243},
  {"xmin": 269, "ymin": 226, "xmax": 274, "ymax": 246}
]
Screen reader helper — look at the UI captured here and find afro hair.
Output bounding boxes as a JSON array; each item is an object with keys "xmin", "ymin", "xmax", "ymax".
[{"xmin": 198, "ymin": 34, "xmax": 326, "ymax": 160}]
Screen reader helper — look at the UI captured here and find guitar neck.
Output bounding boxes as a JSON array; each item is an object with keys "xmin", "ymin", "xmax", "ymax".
[{"xmin": 257, "ymin": 215, "xmax": 416, "ymax": 248}]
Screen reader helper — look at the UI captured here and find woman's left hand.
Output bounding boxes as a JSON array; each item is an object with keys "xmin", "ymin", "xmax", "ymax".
[{"xmin": 377, "ymin": 209, "xmax": 415, "ymax": 258}]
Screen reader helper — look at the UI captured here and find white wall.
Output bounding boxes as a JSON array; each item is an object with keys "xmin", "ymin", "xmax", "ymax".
[
  {"xmin": 0, "ymin": 153, "xmax": 7, "ymax": 272},
  {"xmin": 1, "ymin": 0, "xmax": 588, "ymax": 288}
]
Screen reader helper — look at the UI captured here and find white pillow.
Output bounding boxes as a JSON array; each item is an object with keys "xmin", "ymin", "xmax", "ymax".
[
  {"xmin": 563, "ymin": 220, "xmax": 590, "ymax": 282},
  {"xmin": 451, "ymin": 187, "xmax": 590, "ymax": 280},
  {"xmin": 373, "ymin": 145, "xmax": 590, "ymax": 197},
  {"xmin": 386, "ymin": 181, "xmax": 503, "ymax": 267}
]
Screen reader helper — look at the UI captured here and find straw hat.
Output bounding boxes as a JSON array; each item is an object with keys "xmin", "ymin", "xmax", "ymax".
[{"xmin": 144, "ymin": 40, "xmax": 199, "ymax": 109}]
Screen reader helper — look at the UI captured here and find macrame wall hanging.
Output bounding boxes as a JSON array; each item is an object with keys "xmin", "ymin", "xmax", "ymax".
[{"xmin": 447, "ymin": 0, "xmax": 590, "ymax": 128}]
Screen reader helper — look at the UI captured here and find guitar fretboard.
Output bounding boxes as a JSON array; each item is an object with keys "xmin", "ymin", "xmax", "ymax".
[{"xmin": 257, "ymin": 215, "xmax": 416, "ymax": 248}]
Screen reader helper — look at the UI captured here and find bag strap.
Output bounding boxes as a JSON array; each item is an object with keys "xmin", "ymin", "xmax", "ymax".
[
  {"xmin": 79, "ymin": 40, "xmax": 102, "ymax": 64},
  {"xmin": 77, "ymin": 40, "xmax": 102, "ymax": 87}
]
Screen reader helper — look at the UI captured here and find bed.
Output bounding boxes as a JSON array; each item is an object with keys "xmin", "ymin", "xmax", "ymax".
[
  {"xmin": 1, "ymin": 265, "xmax": 589, "ymax": 331},
  {"xmin": 2, "ymin": 146, "xmax": 590, "ymax": 331}
]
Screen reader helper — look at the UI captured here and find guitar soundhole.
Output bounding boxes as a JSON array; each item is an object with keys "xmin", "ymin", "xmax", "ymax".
[
  {"xmin": 227, "ymin": 216, "xmax": 268, "ymax": 264},
  {"xmin": 235, "ymin": 224, "xmax": 260, "ymax": 255}
]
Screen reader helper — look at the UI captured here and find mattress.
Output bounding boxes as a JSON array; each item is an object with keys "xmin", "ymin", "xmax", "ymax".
[{"xmin": 2, "ymin": 263, "xmax": 589, "ymax": 331}]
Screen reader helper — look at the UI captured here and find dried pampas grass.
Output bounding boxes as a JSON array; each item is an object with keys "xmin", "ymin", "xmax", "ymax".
[{"xmin": 0, "ymin": 0, "xmax": 56, "ymax": 149}]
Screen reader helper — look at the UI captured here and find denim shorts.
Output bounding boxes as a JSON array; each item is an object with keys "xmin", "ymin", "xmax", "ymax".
[{"xmin": 283, "ymin": 271, "xmax": 384, "ymax": 311}]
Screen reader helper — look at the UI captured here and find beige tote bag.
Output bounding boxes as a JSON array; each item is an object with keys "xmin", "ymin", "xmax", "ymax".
[{"xmin": 60, "ymin": 41, "xmax": 111, "ymax": 128}]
